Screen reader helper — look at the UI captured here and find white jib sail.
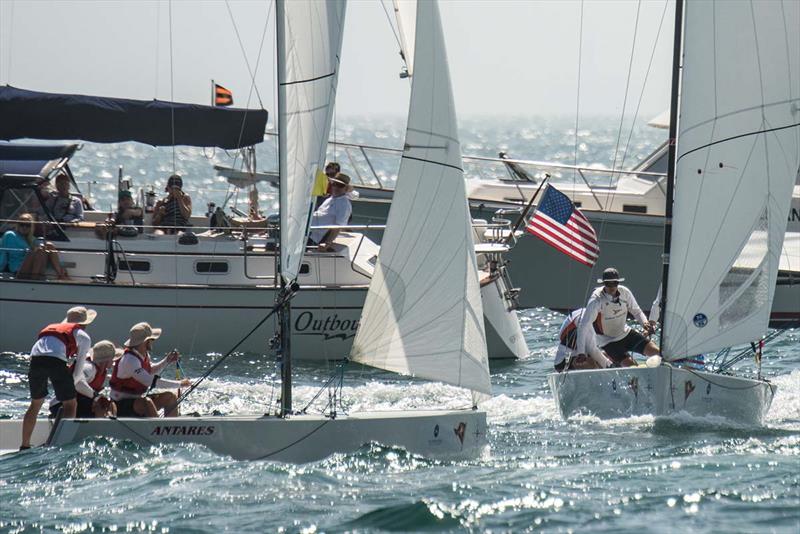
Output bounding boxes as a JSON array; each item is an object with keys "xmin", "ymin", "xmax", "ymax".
[
  {"xmin": 351, "ymin": 0, "xmax": 491, "ymax": 395},
  {"xmin": 663, "ymin": 0, "xmax": 800, "ymax": 358},
  {"xmin": 392, "ymin": 0, "xmax": 416, "ymax": 77},
  {"xmin": 277, "ymin": 0, "xmax": 346, "ymax": 283}
]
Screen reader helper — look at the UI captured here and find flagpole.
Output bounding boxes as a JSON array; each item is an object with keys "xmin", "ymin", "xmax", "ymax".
[
  {"xmin": 504, "ymin": 174, "xmax": 550, "ymax": 245},
  {"xmin": 211, "ymin": 79, "xmax": 215, "ymax": 107}
]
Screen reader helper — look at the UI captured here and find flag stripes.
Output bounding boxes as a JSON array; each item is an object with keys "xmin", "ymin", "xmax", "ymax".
[{"xmin": 526, "ymin": 185, "xmax": 600, "ymax": 267}]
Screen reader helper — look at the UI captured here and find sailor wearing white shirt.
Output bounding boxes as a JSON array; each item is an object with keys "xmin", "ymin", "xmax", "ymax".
[
  {"xmin": 20, "ymin": 306, "xmax": 97, "ymax": 449},
  {"xmin": 309, "ymin": 173, "xmax": 353, "ymax": 251},
  {"xmin": 554, "ymin": 308, "xmax": 613, "ymax": 372},
  {"xmin": 576, "ymin": 268, "xmax": 660, "ymax": 367},
  {"xmin": 110, "ymin": 322, "xmax": 190, "ymax": 418}
]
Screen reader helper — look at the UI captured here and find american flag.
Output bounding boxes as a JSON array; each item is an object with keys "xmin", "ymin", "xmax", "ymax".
[{"xmin": 526, "ymin": 185, "xmax": 600, "ymax": 266}]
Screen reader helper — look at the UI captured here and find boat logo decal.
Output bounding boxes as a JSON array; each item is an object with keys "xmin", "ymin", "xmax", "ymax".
[
  {"xmin": 706, "ymin": 383, "xmax": 711, "ymax": 395},
  {"xmin": 454, "ymin": 422, "xmax": 467, "ymax": 446},
  {"xmin": 693, "ymin": 313, "xmax": 708, "ymax": 328},
  {"xmin": 433, "ymin": 424, "xmax": 440, "ymax": 438},
  {"xmin": 151, "ymin": 425, "xmax": 215, "ymax": 436},
  {"xmin": 294, "ymin": 311, "xmax": 359, "ymax": 341},
  {"xmin": 684, "ymin": 381, "xmax": 696, "ymax": 402},
  {"xmin": 629, "ymin": 377, "xmax": 639, "ymax": 400}
]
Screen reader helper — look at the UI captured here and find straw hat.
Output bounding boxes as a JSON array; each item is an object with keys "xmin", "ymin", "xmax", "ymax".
[
  {"xmin": 90, "ymin": 340, "xmax": 123, "ymax": 364},
  {"xmin": 125, "ymin": 322, "xmax": 162, "ymax": 347},
  {"xmin": 62, "ymin": 306, "xmax": 97, "ymax": 325}
]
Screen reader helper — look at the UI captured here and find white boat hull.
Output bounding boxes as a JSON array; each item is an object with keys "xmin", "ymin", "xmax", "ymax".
[
  {"xmin": 548, "ymin": 365, "xmax": 776, "ymax": 425},
  {"xmin": 0, "ymin": 277, "xmax": 524, "ymax": 360},
  {"xmin": 1, "ymin": 410, "xmax": 487, "ymax": 462}
]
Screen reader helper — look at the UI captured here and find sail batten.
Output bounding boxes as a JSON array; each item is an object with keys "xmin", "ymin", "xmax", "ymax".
[
  {"xmin": 351, "ymin": 0, "xmax": 491, "ymax": 395},
  {"xmin": 277, "ymin": 0, "xmax": 347, "ymax": 283},
  {"xmin": 663, "ymin": 0, "xmax": 800, "ymax": 359}
]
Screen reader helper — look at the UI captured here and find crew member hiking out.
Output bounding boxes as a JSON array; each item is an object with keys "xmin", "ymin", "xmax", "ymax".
[
  {"xmin": 20, "ymin": 306, "xmax": 97, "ymax": 450},
  {"xmin": 554, "ymin": 308, "xmax": 613, "ymax": 372},
  {"xmin": 49, "ymin": 340, "xmax": 121, "ymax": 419},
  {"xmin": 576, "ymin": 268, "xmax": 660, "ymax": 367},
  {"xmin": 110, "ymin": 322, "xmax": 190, "ymax": 418}
]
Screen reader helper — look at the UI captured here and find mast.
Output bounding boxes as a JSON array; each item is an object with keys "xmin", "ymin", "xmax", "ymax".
[
  {"xmin": 658, "ymin": 0, "xmax": 684, "ymax": 353},
  {"xmin": 276, "ymin": 0, "xmax": 292, "ymax": 416}
]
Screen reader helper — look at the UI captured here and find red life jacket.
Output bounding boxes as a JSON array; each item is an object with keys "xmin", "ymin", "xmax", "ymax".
[
  {"xmin": 38, "ymin": 323, "xmax": 83, "ymax": 358},
  {"xmin": 68, "ymin": 358, "xmax": 107, "ymax": 395},
  {"xmin": 110, "ymin": 349, "xmax": 152, "ymax": 396}
]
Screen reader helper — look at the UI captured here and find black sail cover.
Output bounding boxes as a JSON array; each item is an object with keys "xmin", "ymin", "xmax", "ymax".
[{"xmin": 0, "ymin": 86, "xmax": 268, "ymax": 149}]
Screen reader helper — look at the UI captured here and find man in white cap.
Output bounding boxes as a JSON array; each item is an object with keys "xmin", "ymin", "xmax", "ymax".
[
  {"xmin": 110, "ymin": 322, "xmax": 190, "ymax": 417},
  {"xmin": 21, "ymin": 306, "xmax": 97, "ymax": 449},
  {"xmin": 576, "ymin": 267, "xmax": 660, "ymax": 367},
  {"xmin": 49, "ymin": 340, "xmax": 121, "ymax": 419}
]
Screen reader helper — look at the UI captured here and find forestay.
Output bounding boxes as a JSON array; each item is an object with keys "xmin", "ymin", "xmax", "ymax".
[
  {"xmin": 277, "ymin": 0, "xmax": 347, "ymax": 283},
  {"xmin": 351, "ymin": 1, "xmax": 491, "ymax": 395},
  {"xmin": 392, "ymin": 0, "xmax": 417, "ymax": 77},
  {"xmin": 663, "ymin": 1, "xmax": 800, "ymax": 358}
]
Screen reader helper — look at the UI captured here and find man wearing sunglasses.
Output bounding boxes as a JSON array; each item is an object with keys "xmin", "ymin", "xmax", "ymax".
[{"xmin": 575, "ymin": 267, "xmax": 660, "ymax": 367}]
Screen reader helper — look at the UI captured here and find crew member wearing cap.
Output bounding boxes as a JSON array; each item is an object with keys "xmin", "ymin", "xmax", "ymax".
[
  {"xmin": 43, "ymin": 172, "xmax": 85, "ymax": 223},
  {"xmin": 152, "ymin": 174, "xmax": 192, "ymax": 233},
  {"xmin": 49, "ymin": 340, "xmax": 121, "ymax": 419},
  {"xmin": 110, "ymin": 322, "xmax": 190, "ymax": 417},
  {"xmin": 115, "ymin": 190, "xmax": 144, "ymax": 227},
  {"xmin": 309, "ymin": 173, "xmax": 352, "ymax": 252},
  {"xmin": 20, "ymin": 306, "xmax": 97, "ymax": 449},
  {"xmin": 576, "ymin": 268, "xmax": 660, "ymax": 367}
]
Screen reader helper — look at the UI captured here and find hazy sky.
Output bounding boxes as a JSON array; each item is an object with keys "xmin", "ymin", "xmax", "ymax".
[{"xmin": 0, "ymin": 0, "xmax": 674, "ymax": 121}]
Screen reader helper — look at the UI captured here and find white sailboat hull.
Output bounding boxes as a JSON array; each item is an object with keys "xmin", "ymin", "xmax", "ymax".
[
  {"xmin": 548, "ymin": 366, "xmax": 776, "ymax": 426},
  {"xmin": 0, "ymin": 277, "xmax": 523, "ymax": 360},
  {"xmin": 1, "ymin": 410, "xmax": 487, "ymax": 462}
]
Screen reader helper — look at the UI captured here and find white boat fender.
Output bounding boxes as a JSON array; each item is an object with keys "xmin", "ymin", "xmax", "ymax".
[{"xmin": 645, "ymin": 355, "xmax": 662, "ymax": 368}]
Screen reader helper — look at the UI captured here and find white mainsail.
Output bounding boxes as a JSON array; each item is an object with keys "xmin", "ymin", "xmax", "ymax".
[
  {"xmin": 392, "ymin": 0, "xmax": 417, "ymax": 77},
  {"xmin": 277, "ymin": 0, "xmax": 347, "ymax": 283},
  {"xmin": 351, "ymin": 0, "xmax": 491, "ymax": 395},
  {"xmin": 663, "ymin": 1, "xmax": 800, "ymax": 358}
]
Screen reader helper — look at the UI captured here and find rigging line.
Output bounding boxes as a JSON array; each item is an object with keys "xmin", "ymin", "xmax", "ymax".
[
  {"xmin": 224, "ymin": 0, "xmax": 266, "ymax": 109},
  {"xmin": 253, "ymin": 419, "xmax": 332, "ymax": 460},
  {"xmin": 579, "ymin": 0, "xmax": 643, "ymax": 309},
  {"xmin": 678, "ymin": 122, "xmax": 800, "ymax": 161},
  {"xmin": 572, "ymin": 0, "xmax": 584, "ymax": 191},
  {"xmin": 615, "ymin": 0, "xmax": 670, "ymax": 176},
  {"xmin": 167, "ymin": 286, "xmax": 299, "ymax": 414},
  {"xmin": 154, "ymin": 0, "xmax": 161, "ymax": 99},
  {"xmin": 168, "ymin": 0, "xmax": 176, "ymax": 172},
  {"xmin": 379, "ymin": 0, "xmax": 404, "ymax": 53}
]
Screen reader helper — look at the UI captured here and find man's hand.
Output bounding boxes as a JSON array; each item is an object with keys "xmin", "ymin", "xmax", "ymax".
[
  {"xmin": 645, "ymin": 320, "xmax": 657, "ymax": 335},
  {"xmin": 318, "ymin": 243, "xmax": 332, "ymax": 252},
  {"xmin": 180, "ymin": 378, "xmax": 192, "ymax": 388},
  {"xmin": 166, "ymin": 350, "xmax": 181, "ymax": 364}
]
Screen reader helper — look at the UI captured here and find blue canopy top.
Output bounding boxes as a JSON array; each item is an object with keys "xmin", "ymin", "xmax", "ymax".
[{"xmin": 0, "ymin": 86, "xmax": 268, "ymax": 150}]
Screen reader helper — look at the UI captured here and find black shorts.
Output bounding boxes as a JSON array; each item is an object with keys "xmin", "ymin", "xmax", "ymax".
[
  {"xmin": 50, "ymin": 394, "xmax": 95, "ymax": 418},
  {"xmin": 116, "ymin": 398, "xmax": 144, "ymax": 418},
  {"xmin": 602, "ymin": 330, "xmax": 649, "ymax": 362},
  {"xmin": 28, "ymin": 356, "xmax": 76, "ymax": 401}
]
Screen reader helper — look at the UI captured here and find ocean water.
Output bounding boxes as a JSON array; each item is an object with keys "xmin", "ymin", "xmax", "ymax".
[{"xmin": 1, "ymin": 118, "xmax": 798, "ymax": 532}]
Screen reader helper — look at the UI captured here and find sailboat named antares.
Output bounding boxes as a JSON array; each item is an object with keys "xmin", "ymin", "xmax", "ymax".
[
  {"xmin": 6, "ymin": 0, "xmax": 492, "ymax": 462},
  {"xmin": 548, "ymin": 0, "xmax": 799, "ymax": 426}
]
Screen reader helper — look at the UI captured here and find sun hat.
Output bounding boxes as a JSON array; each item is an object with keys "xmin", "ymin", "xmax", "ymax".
[
  {"xmin": 125, "ymin": 322, "xmax": 162, "ymax": 347},
  {"xmin": 597, "ymin": 267, "xmax": 625, "ymax": 284},
  {"xmin": 90, "ymin": 340, "xmax": 123, "ymax": 364},
  {"xmin": 328, "ymin": 173, "xmax": 350, "ymax": 187},
  {"xmin": 62, "ymin": 306, "xmax": 98, "ymax": 325}
]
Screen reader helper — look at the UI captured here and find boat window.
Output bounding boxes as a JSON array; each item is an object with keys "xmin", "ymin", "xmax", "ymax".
[
  {"xmin": 622, "ymin": 205, "xmax": 647, "ymax": 214},
  {"xmin": 574, "ymin": 201, "xmax": 582, "ymax": 208},
  {"xmin": 117, "ymin": 259, "xmax": 151, "ymax": 273},
  {"xmin": 195, "ymin": 261, "xmax": 229, "ymax": 274},
  {"xmin": 300, "ymin": 263, "xmax": 311, "ymax": 275}
]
